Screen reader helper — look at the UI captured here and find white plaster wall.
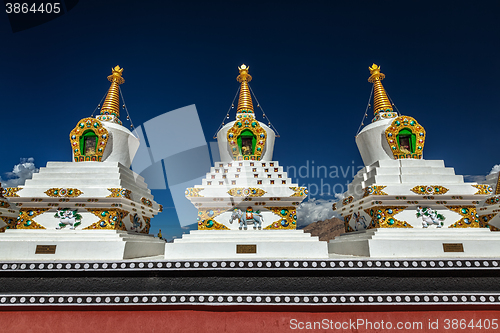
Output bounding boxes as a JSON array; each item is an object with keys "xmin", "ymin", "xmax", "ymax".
[
  {"xmin": 394, "ymin": 208, "xmax": 462, "ymax": 229},
  {"xmin": 355, "ymin": 118, "xmax": 395, "ymax": 167},
  {"xmin": 35, "ymin": 211, "xmax": 100, "ymax": 230},
  {"xmin": 101, "ymin": 122, "xmax": 140, "ymax": 168}
]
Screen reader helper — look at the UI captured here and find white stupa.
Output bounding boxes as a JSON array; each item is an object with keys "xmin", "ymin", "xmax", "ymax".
[
  {"xmin": 329, "ymin": 64, "xmax": 499, "ymax": 257},
  {"xmin": 477, "ymin": 171, "xmax": 500, "ymax": 230},
  {"xmin": 0, "ymin": 66, "xmax": 165, "ymax": 260},
  {"xmin": 165, "ymin": 65, "xmax": 328, "ymax": 259},
  {"xmin": 0, "ymin": 187, "xmax": 18, "ymax": 231}
]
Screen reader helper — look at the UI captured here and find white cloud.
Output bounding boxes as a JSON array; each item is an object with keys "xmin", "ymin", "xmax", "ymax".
[
  {"xmin": 489, "ymin": 164, "xmax": 500, "ymax": 175},
  {"xmin": 464, "ymin": 163, "xmax": 500, "ymax": 183},
  {"xmin": 464, "ymin": 175, "xmax": 487, "ymax": 183},
  {"xmin": 0, "ymin": 158, "xmax": 39, "ymax": 187},
  {"xmin": 296, "ymin": 198, "xmax": 337, "ymax": 227}
]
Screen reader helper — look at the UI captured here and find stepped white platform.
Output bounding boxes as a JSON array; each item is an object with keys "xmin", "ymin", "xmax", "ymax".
[
  {"xmin": 3, "ymin": 161, "xmax": 161, "ymax": 232},
  {"xmin": 477, "ymin": 171, "xmax": 500, "ymax": 230},
  {"xmin": 334, "ymin": 159, "xmax": 494, "ymax": 231},
  {"xmin": 165, "ymin": 230, "xmax": 329, "ymax": 259},
  {"xmin": 0, "ymin": 229, "xmax": 165, "ymax": 260},
  {"xmin": 186, "ymin": 160, "xmax": 307, "ymax": 231},
  {"xmin": 329, "ymin": 228, "xmax": 500, "ymax": 258}
]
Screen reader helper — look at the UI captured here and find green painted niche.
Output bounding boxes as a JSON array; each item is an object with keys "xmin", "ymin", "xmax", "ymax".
[
  {"xmin": 80, "ymin": 130, "xmax": 98, "ymax": 156},
  {"xmin": 396, "ymin": 128, "xmax": 416, "ymax": 154},
  {"xmin": 237, "ymin": 129, "xmax": 256, "ymax": 155}
]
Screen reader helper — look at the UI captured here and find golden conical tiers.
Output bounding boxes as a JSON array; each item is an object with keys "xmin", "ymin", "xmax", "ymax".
[
  {"xmin": 495, "ymin": 173, "xmax": 500, "ymax": 195},
  {"xmin": 368, "ymin": 64, "xmax": 393, "ymax": 116},
  {"xmin": 100, "ymin": 65, "xmax": 125, "ymax": 119},
  {"xmin": 236, "ymin": 64, "xmax": 254, "ymax": 117}
]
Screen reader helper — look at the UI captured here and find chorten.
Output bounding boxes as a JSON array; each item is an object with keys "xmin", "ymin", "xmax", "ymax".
[
  {"xmin": 329, "ymin": 64, "xmax": 498, "ymax": 257},
  {"xmin": 0, "ymin": 187, "xmax": 18, "ymax": 231},
  {"xmin": 165, "ymin": 65, "xmax": 328, "ymax": 259},
  {"xmin": 478, "ymin": 170, "xmax": 500, "ymax": 230},
  {"xmin": 0, "ymin": 66, "xmax": 165, "ymax": 260}
]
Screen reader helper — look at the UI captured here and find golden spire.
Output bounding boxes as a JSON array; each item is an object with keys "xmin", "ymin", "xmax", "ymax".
[
  {"xmin": 236, "ymin": 64, "xmax": 254, "ymax": 116},
  {"xmin": 368, "ymin": 64, "xmax": 393, "ymax": 116},
  {"xmin": 496, "ymin": 172, "xmax": 500, "ymax": 195},
  {"xmin": 100, "ymin": 66, "xmax": 125, "ymax": 118}
]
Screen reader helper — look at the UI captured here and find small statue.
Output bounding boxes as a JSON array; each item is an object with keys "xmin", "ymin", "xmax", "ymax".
[
  {"xmin": 242, "ymin": 145, "xmax": 251, "ymax": 155},
  {"xmin": 130, "ymin": 213, "xmax": 141, "ymax": 232},
  {"xmin": 55, "ymin": 208, "xmax": 82, "ymax": 230},
  {"xmin": 416, "ymin": 206, "xmax": 445, "ymax": 228}
]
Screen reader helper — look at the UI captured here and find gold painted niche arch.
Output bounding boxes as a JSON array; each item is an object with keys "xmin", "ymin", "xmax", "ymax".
[
  {"xmin": 385, "ymin": 116, "xmax": 426, "ymax": 159},
  {"xmin": 227, "ymin": 119, "xmax": 267, "ymax": 161},
  {"xmin": 70, "ymin": 118, "xmax": 109, "ymax": 162}
]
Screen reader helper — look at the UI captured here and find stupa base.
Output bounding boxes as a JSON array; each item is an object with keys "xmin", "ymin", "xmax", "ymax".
[
  {"xmin": 329, "ymin": 228, "xmax": 500, "ymax": 258},
  {"xmin": 0, "ymin": 229, "xmax": 165, "ymax": 260},
  {"xmin": 165, "ymin": 230, "xmax": 328, "ymax": 259}
]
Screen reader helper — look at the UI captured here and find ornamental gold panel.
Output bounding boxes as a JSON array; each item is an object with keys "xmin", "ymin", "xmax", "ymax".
[
  {"xmin": 472, "ymin": 185, "xmax": 493, "ymax": 195},
  {"xmin": 197, "ymin": 208, "xmax": 228, "ymax": 230},
  {"xmin": 364, "ymin": 206, "xmax": 412, "ymax": 229},
  {"xmin": 264, "ymin": 207, "xmax": 297, "ymax": 230},
  {"xmin": 342, "ymin": 196, "xmax": 354, "ymax": 205},
  {"xmin": 141, "ymin": 216, "xmax": 151, "ymax": 234},
  {"xmin": 84, "ymin": 209, "xmax": 129, "ymax": 230},
  {"xmin": 289, "ymin": 187, "xmax": 308, "ymax": 197},
  {"xmin": 70, "ymin": 118, "xmax": 109, "ymax": 162},
  {"xmin": 446, "ymin": 206, "xmax": 484, "ymax": 228},
  {"xmin": 478, "ymin": 213, "xmax": 498, "ymax": 231},
  {"xmin": 4, "ymin": 187, "xmax": 22, "ymax": 197},
  {"xmin": 363, "ymin": 186, "xmax": 388, "ymax": 197},
  {"xmin": 485, "ymin": 196, "xmax": 500, "ymax": 205},
  {"xmin": 0, "ymin": 216, "xmax": 17, "ymax": 232},
  {"xmin": 107, "ymin": 188, "xmax": 132, "ymax": 199},
  {"xmin": 185, "ymin": 188, "xmax": 204, "ymax": 197},
  {"xmin": 410, "ymin": 185, "xmax": 449, "ymax": 195},
  {"xmin": 16, "ymin": 208, "xmax": 49, "ymax": 229},
  {"xmin": 227, "ymin": 188, "xmax": 266, "ymax": 197},
  {"xmin": 141, "ymin": 197, "xmax": 153, "ymax": 207},
  {"xmin": 227, "ymin": 119, "xmax": 267, "ymax": 161},
  {"xmin": 45, "ymin": 188, "xmax": 83, "ymax": 198},
  {"xmin": 385, "ymin": 116, "xmax": 425, "ymax": 160}
]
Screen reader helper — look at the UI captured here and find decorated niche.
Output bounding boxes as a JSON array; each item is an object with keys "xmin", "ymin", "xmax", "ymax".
[
  {"xmin": 70, "ymin": 118, "xmax": 109, "ymax": 162},
  {"xmin": 227, "ymin": 119, "xmax": 267, "ymax": 161},
  {"xmin": 385, "ymin": 116, "xmax": 426, "ymax": 160}
]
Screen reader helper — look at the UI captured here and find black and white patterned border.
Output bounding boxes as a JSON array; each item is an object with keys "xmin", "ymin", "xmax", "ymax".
[
  {"xmin": 1, "ymin": 293, "xmax": 499, "ymax": 307},
  {"xmin": 0, "ymin": 258, "xmax": 499, "ymax": 272}
]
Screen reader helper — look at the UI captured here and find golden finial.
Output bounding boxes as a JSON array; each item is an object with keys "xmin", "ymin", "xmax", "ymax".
[
  {"xmin": 100, "ymin": 65, "xmax": 125, "ymax": 118},
  {"xmin": 237, "ymin": 64, "xmax": 252, "ymax": 83},
  {"xmin": 368, "ymin": 64, "xmax": 385, "ymax": 81},
  {"xmin": 236, "ymin": 64, "xmax": 254, "ymax": 116},
  {"xmin": 368, "ymin": 63, "xmax": 392, "ymax": 116},
  {"xmin": 107, "ymin": 65, "xmax": 125, "ymax": 85}
]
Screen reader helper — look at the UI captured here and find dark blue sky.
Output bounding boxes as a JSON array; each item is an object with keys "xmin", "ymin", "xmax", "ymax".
[{"xmin": 1, "ymin": 0, "xmax": 499, "ymax": 239}]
